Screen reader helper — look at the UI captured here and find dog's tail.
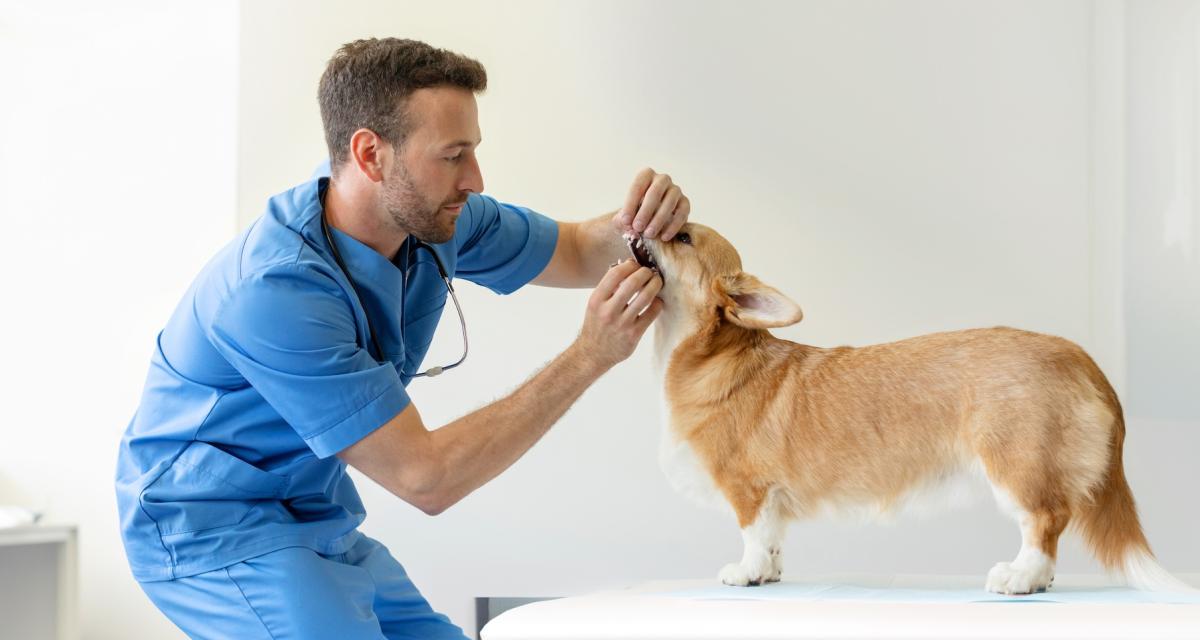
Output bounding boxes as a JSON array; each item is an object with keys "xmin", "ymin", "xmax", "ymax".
[{"xmin": 1074, "ymin": 412, "xmax": 1194, "ymax": 592}]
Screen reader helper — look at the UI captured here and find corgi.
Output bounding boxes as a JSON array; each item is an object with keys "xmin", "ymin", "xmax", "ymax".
[{"xmin": 625, "ymin": 224, "xmax": 1192, "ymax": 595}]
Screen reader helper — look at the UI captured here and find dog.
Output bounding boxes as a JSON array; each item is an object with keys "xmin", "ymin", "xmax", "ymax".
[{"xmin": 625, "ymin": 223, "xmax": 1191, "ymax": 594}]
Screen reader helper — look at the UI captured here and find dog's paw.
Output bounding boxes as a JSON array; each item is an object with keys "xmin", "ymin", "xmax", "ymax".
[
  {"xmin": 719, "ymin": 559, "xmax": 773, "ymax": 587},
  {"xmin": 986, "ymin": 561, "xmax": 1054, "ymax": 595},
  {"xmin": 719, "ymin": 562, "xmax": 760, "ymax": 586}
]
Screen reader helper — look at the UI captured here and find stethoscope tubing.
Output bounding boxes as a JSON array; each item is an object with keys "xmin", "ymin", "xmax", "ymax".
[{"xmin": 320, "ymin": 213, "xmax": 468, "ymax": 377}]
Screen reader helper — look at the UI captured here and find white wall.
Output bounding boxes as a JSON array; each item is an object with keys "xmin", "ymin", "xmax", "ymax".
[
  {"xmin": 0, "ymin": 2, "xmax": 239, "ymax": 639},
  {"xmin": 1125, "ymin": 0, "xmax": 1200, "ymax": 422},
  {"xmin": 235, "ymin": 2, "xmax": 1200, "ymax": 636},
  {"xmin": 1116, "ymin": 1, "xmax": 1200, "ymax": 591}
]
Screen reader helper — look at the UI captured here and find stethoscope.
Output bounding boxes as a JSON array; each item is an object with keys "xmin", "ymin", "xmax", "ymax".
[{"xmin": 320, "ymin": 212, "xmax": 469, "ymax": 378}]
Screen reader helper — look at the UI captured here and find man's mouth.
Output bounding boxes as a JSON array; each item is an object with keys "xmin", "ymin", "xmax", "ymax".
[{"xmin": 624, "ymin": 233, "xmax": 661, "ymax": 276}]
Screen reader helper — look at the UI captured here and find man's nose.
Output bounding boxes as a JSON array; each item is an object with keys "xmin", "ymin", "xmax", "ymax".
[{"xmin": 459, "ymin": 153, "xmax": 484, "ymax": 194}]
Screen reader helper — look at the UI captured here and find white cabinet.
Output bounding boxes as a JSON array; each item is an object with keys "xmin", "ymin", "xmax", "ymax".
[{"xmin": 0, "ymin": 526, "xmax": 77, "ymax": 640}]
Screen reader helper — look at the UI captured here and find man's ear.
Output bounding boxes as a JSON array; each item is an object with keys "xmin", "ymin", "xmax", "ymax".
[
  {"xmin": 349, "ymin": 128, "xmax": 387, "ymax": 183},
  {"xmin": 716, "ymin": 272, "xmax": 803, "ymax": 329}
]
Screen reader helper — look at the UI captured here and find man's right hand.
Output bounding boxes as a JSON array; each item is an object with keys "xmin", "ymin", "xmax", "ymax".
[{"xmin": 574, "ymin": 259, "xmax": 664, "ymax": 371}]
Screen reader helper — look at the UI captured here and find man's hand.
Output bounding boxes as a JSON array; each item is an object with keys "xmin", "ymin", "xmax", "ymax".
[
  {"xmin": 614, "ymin": 167, "xmax": 691, "ymax": 241},
  {"xmin": 532, "ymin": 167, "xmax": 690, "ymax": 289},
  {"xmin": 574, "ymin": 259, "xmax": 664, "ymax": 370}
]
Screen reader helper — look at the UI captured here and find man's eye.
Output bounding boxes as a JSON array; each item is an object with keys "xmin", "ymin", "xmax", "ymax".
[
  {"xmin": 445, "ymin": 155, "xmax": 462, "ymax": 163},
  {"xmin": 674, "ymin": 232, "xmax": 692, "ymax": 245}
]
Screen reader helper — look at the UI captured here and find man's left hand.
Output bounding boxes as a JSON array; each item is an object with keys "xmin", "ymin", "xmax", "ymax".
[{"xmin": 613, "ymin": 167, "xmax": 691, "ymax": 241}]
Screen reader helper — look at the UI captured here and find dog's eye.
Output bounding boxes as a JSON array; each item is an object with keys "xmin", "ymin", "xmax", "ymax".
[{"xmin": 674, "ymin": 232, "xmax": 692, "ymax": 245}]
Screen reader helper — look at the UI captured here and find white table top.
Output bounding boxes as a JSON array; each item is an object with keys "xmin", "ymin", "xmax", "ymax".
[
  {"xmin": 0, "ymin": 525, "xmax": 76, "ymax": 547},
  {"xmin": 482, "ymin": 574, "xmax": 1200, "ymax": 640}
]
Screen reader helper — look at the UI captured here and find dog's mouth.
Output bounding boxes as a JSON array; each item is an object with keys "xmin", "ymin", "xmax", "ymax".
[{"xmin": 624, "ymin": 233, "xmax": 662, "ymax": 277}]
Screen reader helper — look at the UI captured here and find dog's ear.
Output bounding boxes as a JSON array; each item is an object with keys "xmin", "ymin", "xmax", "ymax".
[{"xmin": 717, "ymin": 272, "xmax": 803, "ymax": 329}]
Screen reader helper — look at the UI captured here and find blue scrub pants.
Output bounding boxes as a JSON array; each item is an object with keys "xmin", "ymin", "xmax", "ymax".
[{"xmin": 140, "ymin": 535, "xmax": 468, "ymax": 640}]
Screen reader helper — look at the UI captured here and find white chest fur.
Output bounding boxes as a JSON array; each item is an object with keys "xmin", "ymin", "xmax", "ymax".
[
  {"xmin": 652, "ymin": 321, "xmax": 733, "ymax": 515},
  {"xmin": 657, "ymin": 426, "xmax": 732, "ymax": 514}
]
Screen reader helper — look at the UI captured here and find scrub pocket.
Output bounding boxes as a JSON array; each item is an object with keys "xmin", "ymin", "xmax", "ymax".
[{"xmin": 140, "ymin": 441, "xmax": 289, "ymax": 535}]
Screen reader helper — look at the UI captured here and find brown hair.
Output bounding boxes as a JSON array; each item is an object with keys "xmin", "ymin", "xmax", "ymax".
[{"xmin": 318, "ymin": 38, "xmax": 487, "ymax": 174}]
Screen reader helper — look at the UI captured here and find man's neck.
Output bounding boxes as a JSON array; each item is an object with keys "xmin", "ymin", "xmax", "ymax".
[{"xmin": 323, "ymin": 178, "xmax": 408, "ymax": 260}]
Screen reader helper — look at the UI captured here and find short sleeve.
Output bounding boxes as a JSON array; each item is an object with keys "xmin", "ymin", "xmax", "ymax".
[
  {"xmin": 207, "ymin": 264, "xmax": 411, "ymax": 458},
  {"xmin": 453, "ymin": 193, "xmax": 559, "ymax": 294}
]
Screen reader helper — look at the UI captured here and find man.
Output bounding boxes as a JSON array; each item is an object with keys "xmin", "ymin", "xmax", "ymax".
[{"xmin": 115, "ymin": 38, "xmax": 690, "ymax": 639}]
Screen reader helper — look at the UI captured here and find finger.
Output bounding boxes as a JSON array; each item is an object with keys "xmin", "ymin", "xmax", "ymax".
[
  {"xmin": 606, "ymin": 266, "xmax": 655, "ymax": 311},
  {"xmin": 600, "ymin": 264, "xmax": 651, "ymax": 311},
  {"xmin": 620, "ymin": 168, "xmax": 655, "ymax": 226},
  {"xmin": 622, "ymin": 274, "xmax": 664, "ymax": 322},
  {"xmin": 632, "ymin": 174, "xmax": 672, "ymax": 234},
  {"xmin": 594, "ymin": 259, "xmax": 640, "ymax": 301},
  {"xmin": 634, "ymin": 297, "xmax": 665, "ymax": 331},
  {"xmin": 609, "ymin": 209, "xmax": 629, "ymax": 233},
  {"xmin": 612, "ymin": 267, "xmax": 656, "ymax": 309},
  {"xmin": 630, "ymin": 270, "xmax": 664, "ymax": 306},
  {"xmin": 644, "ymin": 186, "xmax": 681, "ymax": 239},
  {"xmin": 661, "ymin": 195, "xmax": 690, "ymax": 241}
]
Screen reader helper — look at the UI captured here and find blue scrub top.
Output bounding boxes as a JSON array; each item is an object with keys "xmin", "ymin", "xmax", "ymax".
[{"xmin": 115, "ymin": 175, "xmax": 558, "ymax": 582}]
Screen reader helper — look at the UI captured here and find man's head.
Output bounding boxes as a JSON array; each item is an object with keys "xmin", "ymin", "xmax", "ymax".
[{"xmin": 319, "ymin": 38, "xmax": 487, "ymax": 243}]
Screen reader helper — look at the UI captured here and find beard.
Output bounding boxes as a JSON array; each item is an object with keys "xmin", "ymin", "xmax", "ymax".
[{"xmin": 381, "ymin": 161, "xmax": 463, "ymax": 245}]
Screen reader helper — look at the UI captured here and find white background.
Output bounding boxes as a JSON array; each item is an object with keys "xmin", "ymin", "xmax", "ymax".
[{"xmin": 2, "ymin": 1, "xmax": 1196, "ymax": 637}]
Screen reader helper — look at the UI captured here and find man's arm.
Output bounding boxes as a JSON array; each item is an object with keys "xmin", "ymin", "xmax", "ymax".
[
  {"xmin": 339, "ymin": 259, "xmax": 663, "ymax": 515},
  {"xmin": 530, "ymin": 215, "xmax": 625, "ymax": 288},
  {"xmin": 532, "ymin": 168, "xmax": 691, "ymax": 288}
]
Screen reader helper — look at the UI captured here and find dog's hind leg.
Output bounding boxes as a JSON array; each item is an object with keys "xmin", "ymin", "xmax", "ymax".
[
  {"xmin": 986, "ymin": 485, "xmax": 1070, "ymax": 595},
  {"xmin": 719, "ymin": 486, "xmax": 788, "ymax": 586}
]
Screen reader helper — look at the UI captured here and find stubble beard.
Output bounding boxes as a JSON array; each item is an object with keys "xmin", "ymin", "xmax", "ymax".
[{"xmin": 382, "ymin": 161, "xmax": 459, "ymax": 245}]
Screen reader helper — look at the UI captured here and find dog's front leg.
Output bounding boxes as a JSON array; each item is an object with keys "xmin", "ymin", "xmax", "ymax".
[{"xmin": 719, "ymin": 488, "xmax": 786, "ymax": 586}]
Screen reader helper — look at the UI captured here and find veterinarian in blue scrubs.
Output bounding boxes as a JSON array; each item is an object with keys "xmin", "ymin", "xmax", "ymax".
[{"xmin": 116, "ymin": 38, "xmax": 689, "ymax": 639}]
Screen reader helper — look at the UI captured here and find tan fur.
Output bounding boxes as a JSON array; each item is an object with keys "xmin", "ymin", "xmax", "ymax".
[{"xmin": 646, "ymin": 223, "xmax": 1176, "ymax": 591}]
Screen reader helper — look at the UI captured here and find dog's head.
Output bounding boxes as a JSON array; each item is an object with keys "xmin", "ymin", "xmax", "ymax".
[{"xmin": 626, "ymin": 223, "xmax": 802, "ymax": 331}]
